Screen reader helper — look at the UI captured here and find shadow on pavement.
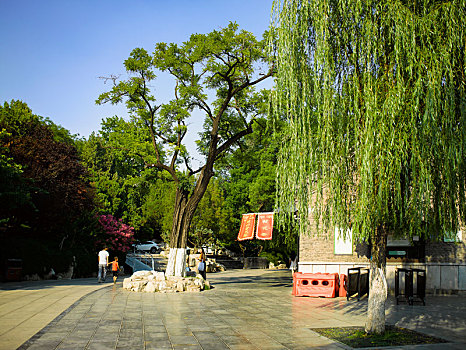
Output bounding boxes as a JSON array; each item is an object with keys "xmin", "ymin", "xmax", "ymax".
[{"xmin": 0, "ymin": 276, "xmax": 129, "ymax": 291}]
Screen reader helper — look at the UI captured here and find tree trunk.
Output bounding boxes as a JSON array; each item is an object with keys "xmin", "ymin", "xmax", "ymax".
[
  {"xmin": 365, "ymin": 226, "xmax": 388, "ymax": 334},
  {"xmin": 165, "ymin": 169, "xmax": 213, "ymax": 276}
]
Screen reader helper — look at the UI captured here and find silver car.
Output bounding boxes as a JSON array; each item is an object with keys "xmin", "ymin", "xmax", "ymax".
[{"xmin": 132, "ymin": 241, "xmax": 160, "ymax": 254}]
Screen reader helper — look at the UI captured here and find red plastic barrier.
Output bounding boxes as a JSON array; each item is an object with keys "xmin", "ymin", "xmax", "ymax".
[
  {"xmin": 339, "ymin": 273, "xmax": 347, "ymax": 297},
  {"xmin": 293, "ymin": 272, "xmax": 339, "ymax": 298}
]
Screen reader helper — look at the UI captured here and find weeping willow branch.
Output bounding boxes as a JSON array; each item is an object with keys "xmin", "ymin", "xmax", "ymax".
[{"xmin": 270, "ymin": 0, "xmax": 466, "ymax": 242}]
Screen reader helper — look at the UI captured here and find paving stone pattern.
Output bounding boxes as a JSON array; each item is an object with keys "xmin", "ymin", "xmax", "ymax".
[{"xmin": 6, "ymin": 270, "xmax": 466, "ymax": 350}]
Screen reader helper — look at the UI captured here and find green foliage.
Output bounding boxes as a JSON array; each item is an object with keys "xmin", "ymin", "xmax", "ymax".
[
  {"xmin": 271, "ymin": 0, "xmax": 466, "ymax": 242},
  {"xmin": 190, "ymin": 179, "xmax": 226, "ymax": 247},
  {"xmin": 205, "ymin": 116, "xmax": 298, "ymax": 255},
  {"xmin": 97, "ymin": 23, "xmax": 274, "ymax": 252},
  {"xmin": 0, "ymin": 129, "xmax": 33, "ymax": 223},
  {"xmin": 259, "ymin": 250, "xmax": 287, "ymax": 266},
  {"xmin": 0, "ymin": 100, "xmax": 95, "ymax": 239},
  {"xmin": 80, "ymin": 117, "xmax": 170, "ymax": 240}
]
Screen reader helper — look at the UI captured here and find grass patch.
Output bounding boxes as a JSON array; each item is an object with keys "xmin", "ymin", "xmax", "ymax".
[{"xmin": 313, "ymin": 326, "xmax": 448, "ymax": 348}]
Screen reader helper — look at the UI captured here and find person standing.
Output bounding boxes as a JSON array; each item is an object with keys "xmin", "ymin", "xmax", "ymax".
[
  {"xmin": 289, "ymin": 251, "xmax": 297, "ymax": 274},
  {"xmin": 109, "ymin": 256, "xmax": 119, "ymax": 284},
  {"xmin": 97, "ymin": 247, "xmax": 109, "ymax": 282},
  {"xmin": 197, "ymin": 249, "xmax": 207, "ymax": 280}
]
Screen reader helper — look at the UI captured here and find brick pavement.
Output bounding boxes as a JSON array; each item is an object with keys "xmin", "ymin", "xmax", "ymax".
[{"xmin": 1, "ymin": 269, "xmax": 465, "ymax": 349}]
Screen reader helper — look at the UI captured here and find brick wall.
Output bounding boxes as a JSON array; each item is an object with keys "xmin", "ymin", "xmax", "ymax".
[
  {"xmin": 301, "ymin": 190, "xmax": 465, "ymax": 265},
  {"xmin": 425, "ymin": 241, "xmax": 466, "ymax": 263},
  {"xmin": 300, "ymin": 226, "xmax": 465, "ymax": 264},
  {"xmin": 299, "ymin": 229, "xmax": 369, "ymax": 263}
]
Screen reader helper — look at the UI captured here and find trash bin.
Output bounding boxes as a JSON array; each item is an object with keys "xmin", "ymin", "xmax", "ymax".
[
  {"xmin": 5, "ymin": 259, "xmax": 22, "ymax": 282},
  {"xmin": 411, "ymin": 268, "xmax": 426, "ymax": 305},
  {"xmin": 395, "ymin": 268, "xmax": 412, "ymax": 305},
  {"xmin": 347, "ymin": 267, "xmax": 369, "ymax": 301},
  {"xmin": 395, "ymin": 268, "xmax": 426, "ymax": 305}
]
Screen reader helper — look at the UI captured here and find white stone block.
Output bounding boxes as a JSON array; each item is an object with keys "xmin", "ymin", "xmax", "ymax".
[
  {"xmin": 325, "ymin": 265, "xmax": 339, "ymax": 274},
  {"xmin": 459, "ymin": 266, "xmax": 466, "ymax": 290},
  {"xmin": 144, "ymin": 281, "xmax": 157, "ymax": 293},
  {"xmin": 194, "ymin": 278, "xmax": 205, "ymax": 289},
  {"xmin": 440, "ymin": 265, "xmax": 458, "ymax": 290},
  {"xmin": 385, "ymin": 266, "xmax": 397, "ymax": 290},
  {"xmin": 155, "ymin": 271, "xmax": 165, "ymax": 281},
  {"xmin": 131, "ymin": 281, "xmax": 147, "ymax": 292},
  {"xmin": 133, "ymin": 270, "xmax": 151, "ymax": 277},
  {"xmin": 187, "ymin": 284, "xmax": 201, "ymax": 292},
  {"xmin": 176, "ymin": 281, "xmax": 186, "ymax": 292},
  {"xmin": 426, "ymin": 265, "xmax": 441, "ymax": 290},
  {"xmin": 123, "ymin": 277, "xmax": 132, "ymax": 289}
]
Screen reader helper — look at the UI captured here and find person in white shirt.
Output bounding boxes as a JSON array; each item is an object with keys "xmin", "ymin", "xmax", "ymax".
[{"xmin": 97, "ymin": 247, "xmax": 109, "ymax": 282}]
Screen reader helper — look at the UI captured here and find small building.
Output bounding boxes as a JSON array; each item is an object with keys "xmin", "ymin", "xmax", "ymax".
[{"xmin": 298, "ymin": 226, "xmax": 466, "ymax": 294}]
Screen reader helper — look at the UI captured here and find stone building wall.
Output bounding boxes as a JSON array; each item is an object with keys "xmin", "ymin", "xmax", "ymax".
[
  {"xmin": 298, "ymin": 226, "xmax": 466, "ymax": 293},
  {"xmin": 299, "ymin": 188, "xmax": 465, "ymax": 292},
  {"xmin": 300, "ymin": 224, "xmax": 466, "ymax": 264},
  {"xmin": 425, "ymin": 240, "xmax": 466, "ymax": 263},
  {"xmin": 299, "ymin": 229, "xmax": 369, "ymax": 263}
]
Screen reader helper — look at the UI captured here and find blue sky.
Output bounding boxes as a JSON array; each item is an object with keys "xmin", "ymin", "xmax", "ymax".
[{"xmin": 0, "ymin": 0, "xmax": 274, "ymax": 144}]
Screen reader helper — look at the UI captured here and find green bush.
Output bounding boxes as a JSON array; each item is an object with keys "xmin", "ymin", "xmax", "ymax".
[{"xmin": 259, "ymin": 251, "xmax": 286, "ymax": 266}]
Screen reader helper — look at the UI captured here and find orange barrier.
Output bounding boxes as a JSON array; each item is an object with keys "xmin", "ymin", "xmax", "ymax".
[
  {"xmin": 293, "ymin": 272, "xmax": 339, "ymax": 298},
  {"xmin": 339, "ymin": 273, "xmax": 347, "ymax": 297}
]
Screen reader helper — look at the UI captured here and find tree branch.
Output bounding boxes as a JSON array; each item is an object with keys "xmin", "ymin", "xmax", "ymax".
[{"xmin": 215, "ymin": 123, "xmax": 254, "ymax": 160}]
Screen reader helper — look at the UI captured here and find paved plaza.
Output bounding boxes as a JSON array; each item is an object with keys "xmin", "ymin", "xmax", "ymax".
[{"xmin": 1, "ymin": 269, "xmax": 465, "ymax": 349}]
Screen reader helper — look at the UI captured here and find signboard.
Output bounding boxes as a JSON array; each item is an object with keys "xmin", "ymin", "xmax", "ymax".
[
  {"xmin": 256, "ymin": 213, "xmax": 274, "ymax": 240},
  {"xmin": 387, "ymin": 234, "xmax": 411, "ymax": 247},
  {"xmin": 444, "ymin": 231, "xmax": 462, "ymax": 243},
  {"xmin": 334, "ymin": 227, "xmax": 353, "ymax": 255},
  {"xmin": 237, "ymin": 214, "xmax": 256, "ymax": 241}
]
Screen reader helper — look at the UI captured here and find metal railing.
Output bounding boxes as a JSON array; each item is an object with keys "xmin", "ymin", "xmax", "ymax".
[{"xmin": 126, "ymin": 252, "xmax": 156, "ymax": 272}]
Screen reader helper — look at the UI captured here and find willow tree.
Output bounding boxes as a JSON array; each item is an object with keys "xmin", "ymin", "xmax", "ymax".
[
  {"xmin": 271, "ymin": 0, "xmax": 465, "ymax": 334},
  {"xmin": 97, "ymin": 23, "xmax": 273, "ymax": 276}
]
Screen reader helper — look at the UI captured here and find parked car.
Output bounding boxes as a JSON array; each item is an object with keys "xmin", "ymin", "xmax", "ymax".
[
  {"xmin": 132, "ymin": 241, "xmax": 160, "ymax": 254},
  {"xmin": 202, "ymin": 245, "xmax": 214, "ymax": 254}
]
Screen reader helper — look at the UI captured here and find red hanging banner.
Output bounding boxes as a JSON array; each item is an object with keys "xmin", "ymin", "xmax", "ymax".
[
  {"xmin": 256, "ymin": 213, "xmax": 274, "ymax": 240},
  {"xmin": 237, "ymin": 213, "xmax": 256, "ymax": 241}
]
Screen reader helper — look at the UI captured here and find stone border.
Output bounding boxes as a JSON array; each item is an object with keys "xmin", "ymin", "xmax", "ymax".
[{"xmin": 123, "ymin": 270, "xmax": 211, "ymax": 293}]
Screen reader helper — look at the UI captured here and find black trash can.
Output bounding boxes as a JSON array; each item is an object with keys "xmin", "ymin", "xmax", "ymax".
[
  {"xmin": 411, "ymin": 268, "xmax": 426, "ymax": 305},
  {"xmin": 347, "ymin": 267, "xmax": 370, "ymax": 301},
  {"xmin": 395, "ymin": 268, "xmax": 412, "ymax": 304},
  {"xmin": 395, "ymin": 268, "xmax": 426, "ymax": 305}
]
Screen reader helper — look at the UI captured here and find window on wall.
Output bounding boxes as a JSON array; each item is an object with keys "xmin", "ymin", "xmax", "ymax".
[
  {"xmin": 387, "ymin": 234, "xmax": 411, "ymax": 247},
  {"xmin": 334, "ymin": 227, "xmax": 353, "ymax": 255},
  {"xmin": 443, "ymin": 230, "xmax": 463, "ymax": 243}
]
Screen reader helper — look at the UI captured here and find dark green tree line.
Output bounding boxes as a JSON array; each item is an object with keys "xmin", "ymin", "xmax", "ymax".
[{"xmin": 0, "ymin": 100, "xmax": 98, "ymax": 277}]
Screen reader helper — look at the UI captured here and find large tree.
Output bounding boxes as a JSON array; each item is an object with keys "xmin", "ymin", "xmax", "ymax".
[
  {"xmin": 0, "ymin": 100, "xmax": 94, "ymax": 241},
  {"xmin": 97, "ymin": 23, "xmax": 273, "ymax": 276},
  {"xmin": 272, "ymin": 0, "xmax": 465, "ymax": 334}
]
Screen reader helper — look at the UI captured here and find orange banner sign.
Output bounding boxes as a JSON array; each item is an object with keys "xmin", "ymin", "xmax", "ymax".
[
  {"xmin": 237, "ymin": 213, "xmax": 256, "ymax": 241},
  {"xmin": 256, "ymin": 213, "xmax": 274, "ymax": 240}
]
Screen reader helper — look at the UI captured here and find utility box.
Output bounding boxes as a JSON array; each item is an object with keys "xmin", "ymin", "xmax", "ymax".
[{"xmin": 5, "ymin": 259, "xmax": 22, "ymax": 282}]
